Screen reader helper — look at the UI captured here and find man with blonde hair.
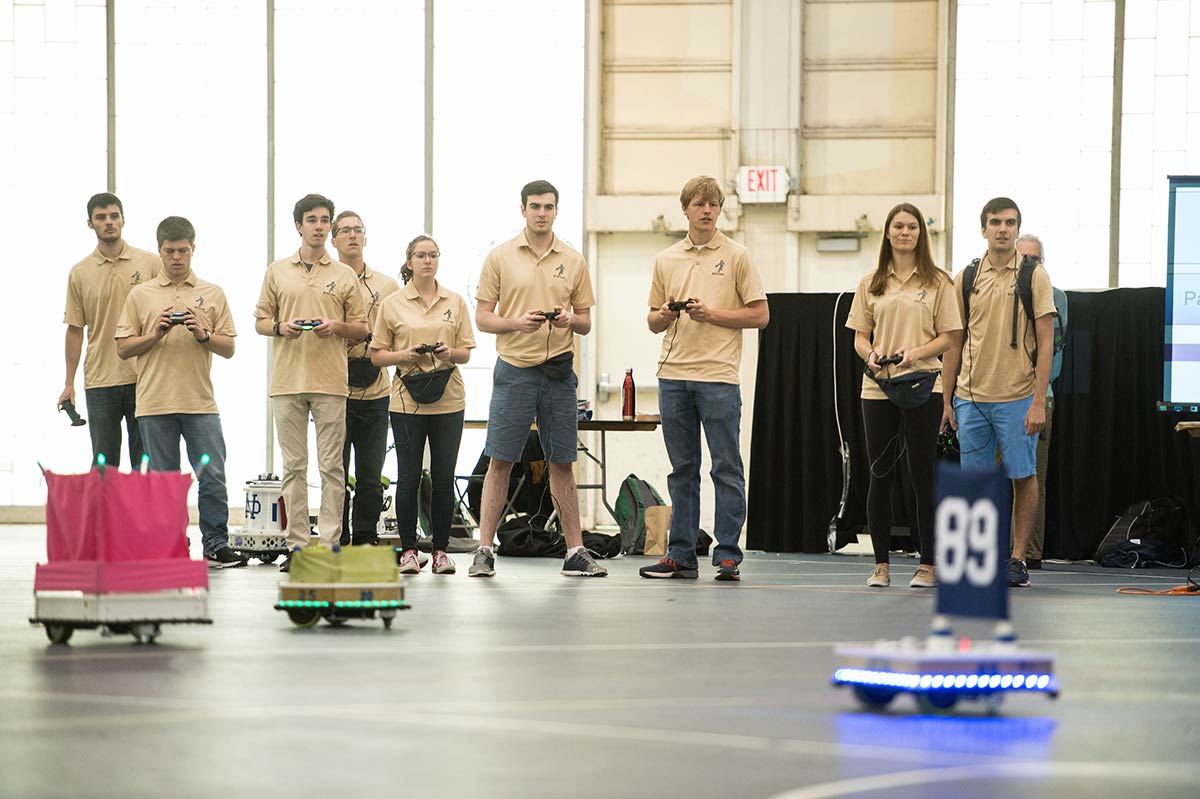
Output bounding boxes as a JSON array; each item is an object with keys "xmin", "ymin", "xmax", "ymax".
[{"xmin": 641, "ymin": 176, "xmax": 769, "ymax": 581}]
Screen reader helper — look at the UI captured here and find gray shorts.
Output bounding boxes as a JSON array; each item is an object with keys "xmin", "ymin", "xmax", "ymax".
[{"xmin": 484, "ymin": 357, "xmax": 579, "ymax": 463}]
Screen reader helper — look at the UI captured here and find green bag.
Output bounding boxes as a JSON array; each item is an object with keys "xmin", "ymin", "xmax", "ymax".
[{"xmin": 614, "ymin": 474, "xmax": 665, "ymax": 555}]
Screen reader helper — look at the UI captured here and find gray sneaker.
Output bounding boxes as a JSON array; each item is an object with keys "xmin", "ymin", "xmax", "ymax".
[
  {"xmin": 468, "ymin": 548, "xmax": 496, "ymax": 577},
  {"xmin": 561, "ymin": 549, "xmax": 608, "ymax": 577}
]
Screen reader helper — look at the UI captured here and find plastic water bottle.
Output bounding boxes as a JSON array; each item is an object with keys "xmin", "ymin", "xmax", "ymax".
[{"xmin": 622, "ymin": 369, "xmax": 635, "ymax": 421}]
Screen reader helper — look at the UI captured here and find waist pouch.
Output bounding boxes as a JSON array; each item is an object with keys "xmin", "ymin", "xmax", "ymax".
[
  {"xmin": 347, "ymin": 357, "xmax": 381, "ymax": 389},
  {"xmin": 867, "ymin": 367, "xmax": 938, "ymax": 410},
  {"xmin": 541, "ymin": 351, "xmax": 574, "ymax": 381},
  {"xmin": 401, "ymin": 367, "xmax": 454, "ymax": 404}
]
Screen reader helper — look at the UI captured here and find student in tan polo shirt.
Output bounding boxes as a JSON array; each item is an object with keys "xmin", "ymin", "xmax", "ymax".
[
  {"xmin": 470, "ymin": 179, "xmax": 607, "ymax": 578},
  {"xmin": 845, "ymin": 203, "xmax": 962, "ymax": 589},
  {"xmin": 60, "ymin": 192, "xmax": 161, "ymax": 467},
  {"xmin": 115, "ymin": 216, "xmax": 245, "ymax": 568},
  {"xmin": 640, "ymin": 176, "xmax": 769, "ymax": 582},
  {"xmin": 371, "ymin": 234, "xmax": 475, "ymax": 575},
  {"xmin": 942, "ymin": 197, "xmax": 1056, "ymax": 589},
  {"xmin": 254, "ymin": 194, "xmax": 368, "ymax": 571},
  {"xmin": 331, "ymin": 211, "xmax": 400, "ymax": 546}
]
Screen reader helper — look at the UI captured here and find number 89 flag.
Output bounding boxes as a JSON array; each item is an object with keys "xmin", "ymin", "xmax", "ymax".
[{"xmin": 935, "ymin": 463, "xmax": 1011, "ymax": 621}]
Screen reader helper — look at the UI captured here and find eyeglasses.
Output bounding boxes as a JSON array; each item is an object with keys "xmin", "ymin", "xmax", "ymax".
[
  {"xmin": 412, "ymin": 251, "xmax": 440, "ymax": 260},
  {"xmin": 336, "ymin": 226, "xmax": 366, "ymax": 236}
]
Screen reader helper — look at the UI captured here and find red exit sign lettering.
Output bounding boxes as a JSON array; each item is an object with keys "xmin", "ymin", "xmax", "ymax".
[{"xmin": 737, "ymin": 165, "xmax": 790, "ymax": 203}]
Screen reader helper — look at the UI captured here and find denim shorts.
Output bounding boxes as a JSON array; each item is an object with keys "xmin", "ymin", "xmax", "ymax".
[
  {"xmin": 484, "ymin": 357, "xmax": 579, "ymax": 464},
  {"xmin": 953, "ymin": 394, "xmax": 1037, "ymax": 479}
]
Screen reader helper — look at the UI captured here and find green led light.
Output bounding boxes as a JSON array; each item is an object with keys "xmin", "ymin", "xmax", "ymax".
[
  {"xmin": 96, "ymin": 453, "xmax": 107, "ymax": 466},
  {"xmin": 200, "ymin": 453, "xmax": 210, "ymax": 466}
]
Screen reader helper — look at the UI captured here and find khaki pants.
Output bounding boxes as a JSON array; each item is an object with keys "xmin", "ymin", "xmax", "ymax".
[{"xmin": 274, "ymin": 393, "xmax": 347, "ymax": 549}]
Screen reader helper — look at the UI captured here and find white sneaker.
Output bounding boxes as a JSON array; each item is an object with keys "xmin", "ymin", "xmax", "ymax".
[
  {"xmin": 398, "ymin": 549, "xmax": 422, "ymax": 574},
  {"xmin": 867, "ymin": 563, "xmax": 890, "ymax": 587},
  {"xmin": 432, "ymin": 550, "xmax": 456, "ymax": 574}
]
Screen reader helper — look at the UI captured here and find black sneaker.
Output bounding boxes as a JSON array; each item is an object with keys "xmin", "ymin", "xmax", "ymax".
[
  {"xmin": 714, "ymin": 559, "xmax": 740, "ymax": 581},
  {"xmin": 206, "ymin": 547, "xmax": 248, "ymax": 569},
  {"xmin": 639, "ymin": 558, "xmax": 699, "ymax": 579},
  {"xmin": 1007, "ymin": 557, "xmax": 1030, "ymax": 588},
  {"xmin": 279, "ymin": 551, "xmax": 294, "ymax": 573}
]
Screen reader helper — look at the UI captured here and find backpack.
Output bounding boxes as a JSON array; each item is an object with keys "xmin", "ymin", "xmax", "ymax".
[
  {"xmin": 1095, "ymin": 498, "xmax": 1189, "ymax": 567},
  {"xmin": 495, "ymin": 515, "xmax": 566, "ymax": 558},
  {"xmin": 614, "ymin": 474, "xmax": 666, "ymax": 554},
  {"xmin": 961, "ymin": 254, "xmax": 1064, "ymax": 368}
]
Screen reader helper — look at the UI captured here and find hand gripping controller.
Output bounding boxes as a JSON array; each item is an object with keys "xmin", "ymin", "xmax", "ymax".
[
  {"xmin": 415, "ymin": 343, "xmax": 440, "ymax": 355},
  {"xmin": 876, "ymin": 354, "xmax": 903, "ymax": 366},
  {"xmin": 667, "ymin": 299, "xmax": 694, "ymax": 312},
  {"xmin": 60, "ymin": 399, "xmax": 86, "ymax": 427},
  {"xmin": 538, "ymin": 310, "xmax": 560, "ymax": 321},
  {"xmin": 169, "ymin": 311, "xmax": 188, "ymax": 326}
]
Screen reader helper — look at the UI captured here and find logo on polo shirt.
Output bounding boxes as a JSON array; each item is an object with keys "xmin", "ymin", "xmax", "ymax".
[
  {"xmin": 131, "ymin": 271, "xmax": 143, "ymax": 285},
  {"xmin": 443, "ymin": 309, "xmax": 453, "ymax": 323},
  {"xmin": 371, "ymin": 290, "xmax": 381, "ymax": 304},
  {"xmin": 916, "ymin": 289, "xmax": 928, "ymax": 304},
  {"xmin": 712, "ymin": 260, "xmax": 726, "ymax": 276},
  {"xmin": 324, "ymin": 281, "xmax": 337, "ymax": 296},
  {"xmin": 554, "ymin": 264, "xmax": 566, "ymax": 280},
  {"xmin": 194, "ymin": 296, "xmax": 206, "ymax": 309}
]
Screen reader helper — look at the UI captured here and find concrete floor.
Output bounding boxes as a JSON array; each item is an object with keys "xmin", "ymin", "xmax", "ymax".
[{"xmin": 1, "ymin": 523, "xmax": 1199, "ymax": 799}]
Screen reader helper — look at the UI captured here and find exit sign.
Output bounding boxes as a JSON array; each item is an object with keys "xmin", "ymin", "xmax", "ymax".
[{"xmin": 737, "ymin": 165, "xmax": 790, "ymax": 203}]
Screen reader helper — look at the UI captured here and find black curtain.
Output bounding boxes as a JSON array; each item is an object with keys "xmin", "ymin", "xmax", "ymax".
[{"xmin": 747, "ymin": 288, "xmax": 1197, "ymax": 559}]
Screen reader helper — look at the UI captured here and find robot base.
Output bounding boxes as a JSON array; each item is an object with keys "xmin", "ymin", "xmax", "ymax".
[
  {"xmin": 274, "ymin": 582, "xmax": 409, "ymax": 629},
  {"xmin": 832, "ymin": 637, "xmax": 1058, "ymax": 715},
  {"xmin": 228, "ymin": 531, "xmax": 290, "ymax": 564},
  {"xmin": 30, "ymin": 588, "xmax": 211, "ymax": 645}
]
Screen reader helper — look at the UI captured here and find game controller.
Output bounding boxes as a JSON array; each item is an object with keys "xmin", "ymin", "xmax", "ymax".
[
  {"xmin": 169, "ymin": 311, "xmax": 188, "ymax": 326},
  {"xmin": 667, "ymin": 300, "xmax": 695, "ymax": 312},
  {"xmin": 60, "ymin": 399, "xmax": 86, "ymax": 427},
  {"xmin": 937, "ymin": 428, "xmax": 959, "ymax": 456},
  {"xmin": 415, "ymin": 343, "xmax": 440, "ymax": 355},
  {"xmin": 538, "ymin": 310, "xmax": 560, "ymax": 321},
  {"xmin": 876, "ymin": 354, "xmax": 903, "ymax": 366},
  {"xmin": 298, "ymin": 320, "xmax": 320, "ymax": 331}
]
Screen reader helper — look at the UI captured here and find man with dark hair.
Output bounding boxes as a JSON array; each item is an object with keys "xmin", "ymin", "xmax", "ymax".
[
  {"xmin": 469, "ymin": 179, "xmax": 607, "ymax": 578},
  {"xmin": 61, "ymin": 192, "xmax": 161, "ymax": 467},
  {"xmin": 942, "ymin": 197, "xmax": 1057, "ymax": 588},
  {"xmin": 115, "ymin": 216, "xmax": 244, "ymax": 567},
  {"xmin": 640, "ymin": 175, "xmax": 769, "ymax": 581},
  {"xmin": 255, "ymin": 194, "xmax": 368, "ymax": 571},
  {"xmin": 331, "ymin": 210, "xmax": 399, "ymax": 545}
]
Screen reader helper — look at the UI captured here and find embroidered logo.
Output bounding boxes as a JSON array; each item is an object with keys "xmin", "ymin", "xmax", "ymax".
[
  {"xmin": 131, "ymin": 271, "xmax": 142, "ymax": 285},
  {"xmin": 194, "ymin": 296, "xmax": 206, "ymax": 309},
  {"xmin": 916, "ymin": 289, "xmax": 928, "ymax": 304},
  {"xmin": 711, "ymin": 260, "xmax": 726, "ymax": 276},
  {"xmin": 324, "ymin": 280, "xmax": 337, "ymax": 296},
  {"xmin": 443, "ymin": 309, "xmax": 453, "ymax": 323},
  {"xmin": 372, "ymin": 290, "xmax": 381, "ymax": 304},
  {"xmin": 554, "ymin": 264, "xmax": 567, "ymax": 280}
]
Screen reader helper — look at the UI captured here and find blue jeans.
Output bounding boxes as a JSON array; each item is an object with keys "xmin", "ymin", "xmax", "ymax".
[
  {"xmin": 84, "ymin": 384, "xmax": 143, "ymax": 468},
  {"xmin": 342, "ymin": 396, "xmax": 391, "ymax": 542},
  {"xmin": 138, "ymin": 413, "xmax": 229, "ymax": 556},
  {"xmin": 658, "ymin": 379, "xmax": 745, "ymax": 567}
]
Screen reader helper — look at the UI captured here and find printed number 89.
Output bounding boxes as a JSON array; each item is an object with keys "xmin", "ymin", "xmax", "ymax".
[{"xmin": 935, "ymin": 497, "xmax": 998, "ymax": 586}]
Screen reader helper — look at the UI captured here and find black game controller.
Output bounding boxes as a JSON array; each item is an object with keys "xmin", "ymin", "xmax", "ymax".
[
  {"xmin": 298, "ymin": 320, "xmax": 319, "ymax": 331},
  {"xmin": 169, "ymin": 311, "xmax": 188, "ymax": 325},
  {"xmin": 415, "ymin": 343, "xmax": 440, "ymax": 355},
  {"xmin": 667, "ymin": 299, "xmax": 694, "ymax": 312},
  {"xmin": 937, "ymin": 428, "xmax": 959, "ymax": 457},
  {"xmin": 60, "ymin": 398, "xmax": 86, "ymax": 427},
  {"xmin": 876, "ymin": 354, "xmax": 903, "ymax": 366},
  {"xmin": 538, "ymin": 310, "xmax": 560, "ymax": 321}
]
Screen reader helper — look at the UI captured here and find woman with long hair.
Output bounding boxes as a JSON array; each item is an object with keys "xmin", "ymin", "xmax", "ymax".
[
  {"xmin": 845, "ymin": 203, "xmax": 963, "ymax": 587},
  {"xmin": 370, "ymin": 235, "xmax": 475, "ymax": 574}
]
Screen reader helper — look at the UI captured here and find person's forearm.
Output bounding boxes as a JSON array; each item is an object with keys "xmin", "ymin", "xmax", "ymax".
[
  {"xmin": 942, "ymin": 345, "xmax": 961, "ymax": 405},
  {"xmin": 204, "ymin": 333, "xmax": 235, "ymax": 359},
  {"xmin": 116, "ymin": 333, "xmax": 159, "ymax": 360},
  {"xmin": 916, "ymin": 332, "xmax": 956, "ymax": 361},
  {"xmin": 254, "ymin": 317, "xmax": 277, "ymax": 337},
  {"xmin": 476, "ymin": 309, "xmax": 514, "ymax": 335},
  {"xmin": 708, "ymin": 303, "xmax": 769, "ymax": 330},
  {"xmin": 64, "ymin": 326, "xmax": 83, "ymax": 385},
  {"xmin": 1032, "ymin": 316, "xmax": 1054, "ymax": 399},
  {"xmin": 648, "ymin": 310, "xmax": 672, "ymax": 334},
  {"xmin": 569, "ymin": 315, "xmax": 591, "ymax": 336}
]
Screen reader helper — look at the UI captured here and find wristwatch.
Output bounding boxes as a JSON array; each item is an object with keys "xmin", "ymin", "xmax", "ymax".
[
  {"xmin": 273, "ymin": 321, "xmax": 281, "ymax": 336},
  {"xmin": 198, "ymin": 330, "xmax": 212, "ymax": 344}
]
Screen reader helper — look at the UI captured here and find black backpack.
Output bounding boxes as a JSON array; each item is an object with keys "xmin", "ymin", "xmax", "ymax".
[
  {"xmin": 961, "ymin": 254, "xmax": 1062, "ymax": 367},
  {"xmin": 1095, "ymin": 498, "xmax": 1189, "ymax": 567}
]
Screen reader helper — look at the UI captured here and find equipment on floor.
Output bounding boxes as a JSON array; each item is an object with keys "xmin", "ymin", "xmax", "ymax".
[
  {"xmin": 228, "ymin": 474, "xmax": 291, "ymax": 564},
  {"xmin": 274, "ymin": 545, "xmax": 409, "ymax": 629},
  {"xmin": 30, "ymin": 465, "xmax": 211, "ymax": 645},
  {"xmin": 831, "ymin": 464, "xmax": 1059, "ymax": 714}
]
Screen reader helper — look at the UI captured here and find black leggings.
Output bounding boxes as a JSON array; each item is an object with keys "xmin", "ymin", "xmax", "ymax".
[
  {"xmin": 861, "ymin": 394, "xmax": 941, "ymax": 565},
  {"xmin": 391, "ymin": 410, "xmax": 465, "ymax": 552}
]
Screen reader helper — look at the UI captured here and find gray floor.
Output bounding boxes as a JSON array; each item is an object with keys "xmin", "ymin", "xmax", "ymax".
[{"xmin": 1, "ymin": 524, "xmax": 1199, "ymax": 799}]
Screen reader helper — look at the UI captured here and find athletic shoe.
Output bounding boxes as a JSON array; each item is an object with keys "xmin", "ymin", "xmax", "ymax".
[
  {"xmin": 714, "ymin": 559, "xmax": 741, "ymax": 581},
  {"xmin": 469, "ymin": 548, "xmax": 496, "ymax": 577},
  {"xmin": 1007, "ymin": 557, "xmax": 1031, "ymax": 588},
  {"xmin": 432, "ymin": 550, "xmax": 456, "ymax": 575},
  {"xmin": 909, "ymin": 564, "xmax": 936, "ymax": 588},
  {"xmin": 867, "ymin": 563, "xmax": 890, "ymax": 587},
  {"xmin": 279, "ymin": 551, "xmax": 294, "ymax": 573},
  {"xmin": 206, "ymin": 547, "xmax": 248, "ymax": 569},
  {"xmin": 639, "ymin": 558, "xmax": 699, "ymax": 579},
  {"xmin": 398, "ymin": 549, "xmax": 422, "ymax": 574},
  {"xmin": 561, "ymin": 548, "xmax": 608, "ymax": 577}
]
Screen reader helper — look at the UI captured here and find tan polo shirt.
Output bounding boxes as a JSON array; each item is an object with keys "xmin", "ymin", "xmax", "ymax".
[
  {"xmin": 648, "ymin": 230, "xmax": 767, "ymax": 384},
  {"xmin": 476, "ymin": 231, "xmax": 595, "ymax": 368},
  {"xmin": 254, "ymin": 251, "xmax": 368, "ymax": 397},
  {"xmin": 370, "ymin": 282, "xmax": 476, "ymax": 415},
  {"xmin": 115, "ymin": 271, "xmax": 237, "ymax": 416},
  {"xmin": 954, "ymin": 251, "xmax": 1057, "ymax": 402},
  {"xmin": 64, "ymin": 244, "xmax": 162, "ymax": 389},
  {"xmin": 846, "ymin": 267, "xmax": 962, "ymax": 401},
  {"xmin": 347, "ymin": 265, "xmax": 401, "ymax": 402}
]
